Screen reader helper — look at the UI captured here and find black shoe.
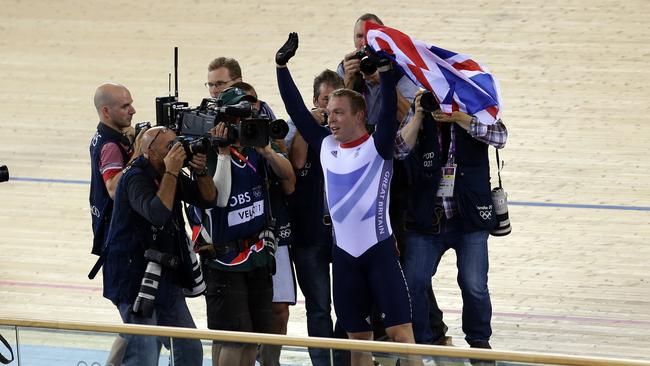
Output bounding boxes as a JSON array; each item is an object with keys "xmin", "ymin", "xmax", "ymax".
[{"xmin": 468, "ymin": 340, "xmax": 494, "ymax": 365}]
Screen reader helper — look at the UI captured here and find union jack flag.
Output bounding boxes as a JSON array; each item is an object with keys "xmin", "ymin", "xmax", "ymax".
[{"xmin": 364, "ymin": 22, "xmax": 502, "ymax": 125}]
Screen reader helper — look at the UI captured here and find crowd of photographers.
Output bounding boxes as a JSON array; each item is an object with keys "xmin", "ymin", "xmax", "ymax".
[{"xmin": 88, "ymin": 13, "xmax": 507, "ymax": 366}]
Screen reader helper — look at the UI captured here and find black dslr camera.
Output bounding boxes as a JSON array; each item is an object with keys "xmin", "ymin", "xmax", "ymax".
[
  {"xmin": 0, "ymin": 165, "xmax": 8, "ymax": 183},
  {"xmin": 173, "ymin": 136, "xmax": 211, "ymax": 167},
  {"xmin": 349, "ymin": 46, "xmax": 382, "ymax": 75},
  {"xmin": 420, "ymin": 91, "xmax": 440, "ymax": 112}
]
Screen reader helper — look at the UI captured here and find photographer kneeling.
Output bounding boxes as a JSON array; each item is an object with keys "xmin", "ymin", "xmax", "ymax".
[
  {"xmin": 188, "ymin": 87, "xmax": 295, "ymax": 366},
  {"xmin": 102, "ymin": 126, "xmax": 217, "ymax": 366}
]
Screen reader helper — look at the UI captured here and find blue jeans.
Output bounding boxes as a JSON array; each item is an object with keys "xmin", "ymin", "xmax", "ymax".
[
  {"xmin": 292, "ymin": 237, "xmax": 339, "ymax": 366},
  {"xmin": 118, "ymin": 286, "xmax": 203, "ymax": 366},
  {"xmin": 402, "ymin": 217, "xmax": 492, "ymax": 344}
]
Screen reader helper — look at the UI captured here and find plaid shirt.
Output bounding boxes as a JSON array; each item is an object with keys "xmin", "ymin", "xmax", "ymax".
[{"xmin": 394, "ymin": 110, "xmax": 508, "ymax": 218}]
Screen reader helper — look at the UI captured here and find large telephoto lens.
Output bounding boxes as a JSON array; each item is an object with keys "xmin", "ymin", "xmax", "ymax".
[
  {"xmin": 132, "ymin": 261, "xmax": 161, "ymax": 318},
  {"xmin": 0, "ymin": 165, "xmax": 8, "ymax": 183}
]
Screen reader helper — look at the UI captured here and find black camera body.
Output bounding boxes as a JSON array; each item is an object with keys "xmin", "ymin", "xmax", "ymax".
[
  {"xmin": 348, "ymin": 46, "xmax": 381, "ymax": 75},
  {"xmin": 420, "ymin": 91, "xmax": 441, "ymax": 112},
  {"xmin": 173, "ymin": 136, "xmax": 211, "ymax": 167},
  {"xmin": 0, "ymin": 165, "xmax": 8, "ymax": 183}
]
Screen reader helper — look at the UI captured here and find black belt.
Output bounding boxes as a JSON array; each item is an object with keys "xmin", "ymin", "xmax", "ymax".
[{"xmin": 214, "ymin": 234, "xmax": 261, "ymax": 256}]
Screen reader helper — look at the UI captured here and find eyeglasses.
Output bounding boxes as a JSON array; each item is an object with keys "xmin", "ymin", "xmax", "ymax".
[
  {"xmin": 147, "ymin": 128, "xmax": 170, "ymax": 151},
  {"xmin": 205, "ymin": 80, "xmax": 234, "ymax": 89}
]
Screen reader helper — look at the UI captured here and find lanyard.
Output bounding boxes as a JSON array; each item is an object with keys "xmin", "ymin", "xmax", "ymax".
[
  {"xmin": 229, "ymin": 147, "xmax": 257, "ymax": 174},
  {"xmin": 436, "ymin": 123, "xmax": 456, "ymax": 163}
]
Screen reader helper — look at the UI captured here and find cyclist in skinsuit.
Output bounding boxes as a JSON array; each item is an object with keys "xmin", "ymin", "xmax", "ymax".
[{"xmin": 275, "ymin": 32, "xmax": 419, "ymax": 366}]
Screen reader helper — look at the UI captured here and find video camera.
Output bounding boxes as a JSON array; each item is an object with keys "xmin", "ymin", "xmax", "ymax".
[
  {"xmin": 153, "ymin": 48, "xmax": 289, "ymax": 152},
  {"xmin": 0, "ymin": 165, "xmax": 8, "ymax": 183},
  {"xmin": 156, "ymin": 93, "xmax": 288, "ymax": 149}
]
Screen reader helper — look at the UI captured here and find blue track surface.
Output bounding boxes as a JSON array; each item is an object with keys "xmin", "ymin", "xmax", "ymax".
[{"xmin": 10, "ymin": 176, "xmax": 650, "ymax": 212}]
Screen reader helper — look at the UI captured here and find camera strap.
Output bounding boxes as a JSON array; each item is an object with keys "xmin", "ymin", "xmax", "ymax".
[
  {"xmin": 229, "ymin": 147, "xmax": 257, "ymax": 173},
  {"xmin": 259, "ymin": 162, "xmax": 276, "ymax": 227},
  {"xmin": 495, "ymin": 147, "xmax": 504, "ymax": 189},
  {"xmin": 0, "ymin": 334, "xmax": 14, "ymax": 364}
]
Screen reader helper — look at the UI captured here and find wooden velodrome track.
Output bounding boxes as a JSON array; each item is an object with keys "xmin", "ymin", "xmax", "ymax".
[{"xmin": 1, "ymin": 0, "xmax": 649, "ymax": 363}]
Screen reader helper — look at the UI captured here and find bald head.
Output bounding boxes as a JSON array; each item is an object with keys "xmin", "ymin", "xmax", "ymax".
[
  {"xmin": 94, "ymin": 83, "xmax": 126, "ymax": 111},
  {"xmin": 142, "ymin": 127, "xmax": 175, "ymax": 154},
  {"xmin": 94, "ymin": 83, "xmax": 135, "ymax": 130}
]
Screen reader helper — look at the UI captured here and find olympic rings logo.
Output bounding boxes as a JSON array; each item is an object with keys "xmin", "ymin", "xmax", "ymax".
[
  {"xmin": 278, "ymin": 229, "xmax": 292, "ymax": 239},
  {"xmin": 479, "ymin": 210, "xmax": 492, "ymax": 221}
]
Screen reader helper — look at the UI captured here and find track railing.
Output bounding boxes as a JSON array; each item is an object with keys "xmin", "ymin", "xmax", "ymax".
[{"xmin": 1, "ymin": 317, "xmax": 649, "ymax": 366}]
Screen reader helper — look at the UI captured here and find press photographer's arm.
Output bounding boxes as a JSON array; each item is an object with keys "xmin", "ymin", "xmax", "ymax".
[
  {"xmin": 155, "ymin": 144, "xmax": 216, "ymax": 212},
  {"xmin": 255, "ymin": 142, "xmax": 295, "ymax": 195},
  {"xmin": 398, "ymin": 90, "xmax": 508, "ymax": 153}
]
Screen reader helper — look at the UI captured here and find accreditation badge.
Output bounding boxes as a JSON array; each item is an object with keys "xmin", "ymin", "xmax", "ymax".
[{"xmin": 436, "ymin": 164, "xmax": 457, "ymax": 198}]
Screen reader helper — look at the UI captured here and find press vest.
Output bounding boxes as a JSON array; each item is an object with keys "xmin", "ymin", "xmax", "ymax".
[
  {"xmin": 201, "ymin": 148, "xmax": 272, "ymax": 272},
  {"xmin": 89, "ymin": 123, "xmax": 130, "ymax": 256},
  {"xmin": 403, "ymin": 118, "xmax": 497, "ymax": 233}
]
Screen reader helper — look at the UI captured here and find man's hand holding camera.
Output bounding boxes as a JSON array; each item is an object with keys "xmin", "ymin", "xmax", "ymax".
[
  {"xmin": 343, "ymin": 50, "xmax": 362, "ymax": 88},
  {"xmin": 410, "ymin": 89, "xmax": 473, "ymax": 129},
  {"xmin": 210, "ymin": 123, "xmax": 231, "ymax": 156},
  {"xmin": 431, "ymin": 110, "xmax": 473, "ymax": 130},
  {"xmin": 310, "ymin": 107, "xmax": 328, "ymax": 126},
  {"xmin": 163, "ymin": 142, "xmax": 187, "ymax": 179}
]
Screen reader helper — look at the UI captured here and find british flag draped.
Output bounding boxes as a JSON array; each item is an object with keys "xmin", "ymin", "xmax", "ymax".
[{"xmin": 364, "ymin": 22, "xmax": 502, "ymax": 125}]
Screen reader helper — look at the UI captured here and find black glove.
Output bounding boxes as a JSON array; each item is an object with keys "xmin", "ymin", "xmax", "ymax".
[{"xmin": 276, "ymin": 32, "xmax": 299, "ymax": 66}]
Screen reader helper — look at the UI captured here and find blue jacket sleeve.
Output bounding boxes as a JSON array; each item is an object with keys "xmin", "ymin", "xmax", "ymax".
[
  {"xmin": 276, "ymin": 66, "xmax": 330, "ymax": 155},
  {"xmin": 372, "ymin": 70, "xmax": 398, "ymax": 160}
]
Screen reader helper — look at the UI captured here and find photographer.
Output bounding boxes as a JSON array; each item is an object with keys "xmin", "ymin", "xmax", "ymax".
[
  {"xmin": 338, "ymin": 14, "xmax": 418, "ymax": 126},
  {"xmin": 395, "ymin": 90, "xmax": 507, "ymax": 362},
  {"xmin": 191, "ymin": 87, "xmax": 295, "ymax": 366},
  {"xmin": 102, "ymin": 126, "xmax": 217, "ymax": 366},
  {"xmin": 89, "ymin": 83, "xmax": 135, "ymax": 257}
]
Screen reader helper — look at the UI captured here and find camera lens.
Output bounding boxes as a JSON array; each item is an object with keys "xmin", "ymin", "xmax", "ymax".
[
  {"xmin": 420, "ymin": 91, "xmax": 439, "ymax": 113},
  {"xmin": 188, "ymin": 137, "xmax": 210, "ymax": 155},
  {"xmin": 0, "ymin": 165, "xmax": 9, "ymax": 183},
  {"xmin": 359, "ymin": 56, "xmax": 378, "ymax": 75},
  {"xmin": 269, "ymin": 119, "xmax": 289, "ymax": 139}
]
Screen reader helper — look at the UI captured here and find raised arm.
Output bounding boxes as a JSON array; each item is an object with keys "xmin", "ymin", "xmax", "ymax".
[
  {"xmin": 276, "ymin": 33, "xmax": 330, "ymax": 155},
  {"xmin": 372, "ymin": 64, "xmax": 398, "ymax": 160}
]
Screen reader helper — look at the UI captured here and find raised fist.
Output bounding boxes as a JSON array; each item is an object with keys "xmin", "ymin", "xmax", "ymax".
[{"xmin": 276, "ymin": 32, "xmax": 299, "ymax": 66}]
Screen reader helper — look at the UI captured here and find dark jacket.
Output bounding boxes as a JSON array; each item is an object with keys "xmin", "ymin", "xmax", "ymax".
[
  {"xmin": 403, "ymin": 118, "xmax": 497, "ymax": 233},
  {"xmin": 102, "ymin": 156, "xmax": 212, "ymax": 306}
]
